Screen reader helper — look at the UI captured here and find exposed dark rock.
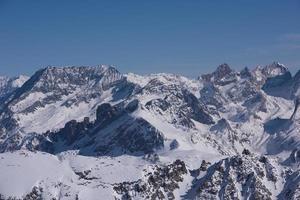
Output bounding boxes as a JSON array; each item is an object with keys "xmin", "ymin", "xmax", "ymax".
[
  {"xmin": 96, "ymin": 103, "xmax": 120, "ymax": 125},
  {"xmin": 114, "ymin": 160, "xmax": 187, "ymax": 200},
  {"xmin": 23, "ymin": 186, "xmax": 43, "ymax": 200},
  {"xmin": 125, "ymin": 99, "xmax": 139, "ymax": 113},
  {"xmin": 98, "ymin": 118, "xmax": 164, "ymax": 155},
  {"xmin": 200, "ymin": 160, "xmax": 211, "ymax": 171},
  {"xmin": 242, "ymin": 149, "xmax": 251, "ymax": 156},
  {"xmin": 259, "ymin": 156, "xmax": 267, "ymax": 164},
  {"xmin": 240, "ymin": 67, "xmax": 252, "ymax": 79},
  {"xmin": 52, "ymin": 117, "xmax": 91, "ymax": 146},
  {"xmin": 145, "ymin": 99, "xmax": 171, "ymax": 112},
  {"xmin": 74, "ymin": 170, "xmax": 98, "ymax": 180},
  {"xmin": 169, "ymin": 139, "xmax": 179, "ymax": 150},
  {"xmin": 182, "ymin": 89, "xmax": 214, "ymax": 125}
]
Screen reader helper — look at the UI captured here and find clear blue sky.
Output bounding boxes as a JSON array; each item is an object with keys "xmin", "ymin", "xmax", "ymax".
[{"xmin": 0, "ymin": 0, "xmax": 300, "ymax": 77}]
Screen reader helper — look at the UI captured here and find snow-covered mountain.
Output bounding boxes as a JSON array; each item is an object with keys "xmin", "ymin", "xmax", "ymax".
[
  {"xmin": 0, "ymin": 75, "xmax": 29, "ymax": 104},
  {"xmin": 0, "ymin": 63, "xmax": 299, "ymax": 200}
]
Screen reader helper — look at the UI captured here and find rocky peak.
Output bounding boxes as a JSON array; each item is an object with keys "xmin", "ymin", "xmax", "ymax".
[
  {"xmin": 213, "ymin": 63, "xmax": 234, "ymax": 79},
  {"xmin": 33, "ymin": 65, "xmax": 123, "ymax": 92},
  {"xmin": 240, "ymin": 67, "xmax": 252, "ymax": 79},
  {"xmin": 262, "ymin": 62, "xmax": 288, "ymax": 77},
  {"xmin": 259, "ymin": 62, "xmax": 295, "ymax": 99},
  {"xmin": 201, "ymin": 63, "xmax": 237, "ymax": 85},
  {"xmin": 6, "ymin": 65, "xmax": 124, "ymax": 111},
  {"xmin": 253, "ymin": 62, "xmax": 289, "ymax": 85}
]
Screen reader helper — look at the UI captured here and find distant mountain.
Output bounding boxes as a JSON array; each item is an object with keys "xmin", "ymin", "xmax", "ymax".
[
  {"xmin": 0, "ymin": 63, "xmax": 299, "ymax": 200},
  {"xmin": 0, "ymin": 75, "xmax": 29, "ymax": 103}
]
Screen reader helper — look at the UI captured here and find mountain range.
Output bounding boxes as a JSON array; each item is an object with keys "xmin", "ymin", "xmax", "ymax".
[{"xmin": 0, "ymin": 62, "xmax": 299, "ymax": 200}]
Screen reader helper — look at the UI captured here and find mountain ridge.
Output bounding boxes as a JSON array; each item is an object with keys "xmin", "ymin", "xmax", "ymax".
[{"xmin": 0, "ymin": 62, "xmax": 299, "ymax": 200}]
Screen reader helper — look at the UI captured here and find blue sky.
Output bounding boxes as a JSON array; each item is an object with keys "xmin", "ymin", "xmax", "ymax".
[{"xmin": 0, "ymin": 0, "xmax": 300, "ymax": 77}]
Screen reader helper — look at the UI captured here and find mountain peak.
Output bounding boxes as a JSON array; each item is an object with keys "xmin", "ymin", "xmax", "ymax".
[
  {"xmin": 36, "ymin": 64, "xmax": 122, "ymax": 85},
  {"xmin": 215, "ymin": 63, "xmax": 233, "ymax": 74},
  {"xmin": 43, "ymin": 64, "xmax": 117, "ymax": 74},
  {"xmin": 201, "ymin": 63, "xmax": 236, "ymax": 85},
  {"xmin": 262, "ymin": 61, "xmax": 289, "ymax": 77},
  {"xmin": 240, "ymin": 66, "xmax": 252, "ymax": 79},
  {"xmin": 251, "ymin": 62, "xmax": 289, "ymax": 85}
]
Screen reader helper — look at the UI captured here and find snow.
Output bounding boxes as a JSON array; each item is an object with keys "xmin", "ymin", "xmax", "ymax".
[
  {"xmin": 0, "ymin": 151, "xmax": 73, "ymax": 199},
  {"xmin": 0, "ymin": 75, "xmax": 29, "ymax": 100},
  {"xmin": 14, "ymin": 86, "xmax": 119, "ymax": 134},
  {"xmin": 0, "ymin": 150, "xmax": 153, "ymax": 199},
  {"xmin": 125, "ymin": 72, "xmax": 202, "ymax": 97},
  {"xmin": 0, "ymin": 76, "xmax": 9, "ymax": 88},
  {"xmin": 11, "ymin": 75, "xmax": 29, "ymax": 88}
]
